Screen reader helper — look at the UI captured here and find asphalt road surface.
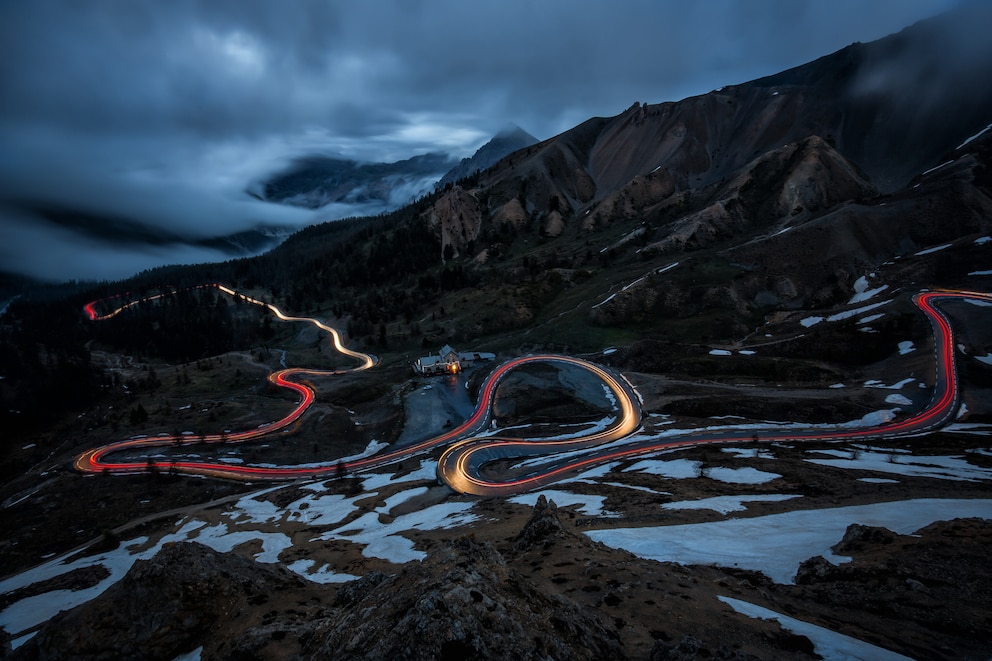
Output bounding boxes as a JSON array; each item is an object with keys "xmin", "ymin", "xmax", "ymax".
[{"xmin": 75, "ymin": 287, "xmax": 989, "ymax": 496}]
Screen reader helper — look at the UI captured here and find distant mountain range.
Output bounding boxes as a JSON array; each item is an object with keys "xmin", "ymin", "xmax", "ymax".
[
  {"xmin": 255, "ymin": 125, "xmax": 538, "ymax": 210},
  {"xmin": 13, "ymin": 3, "xmax": 992, "ymax": 351},
  {"xmin": 255, "ymin": 152, "xmax": 456, "ymax": 210}
]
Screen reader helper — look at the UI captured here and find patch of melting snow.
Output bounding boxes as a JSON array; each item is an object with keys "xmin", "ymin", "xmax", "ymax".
[
  {"xmin": 719, "ymin": 596, "xmax": 913, "ymax": 661},
  {"xmin": 958, "ymin": 123, "xmax": 992, "ymax": 149},
  {"xmin": 380, "ymin": 486, "xmax": 429, "ymax": 513},
  {"xmin": 585, "ymin": 498, "xmax": 992, "ymax": 584},
  {"xmin": 898, "ymin": 341, "xmax": 915, "ymax": 355},
  {"xmin": 848, "ymin": 276, "xmax": 888, "ymax": 305},
  {"xmin": 829, "ymin": 383, "xmax": 845, "ymax": 389},
  {"xmin": 827, "ymin": 299, "xmax": 892, "ymax": 323},
  {"xmin": 805, "ymin": 449, "xmax": 992, "ymax": 482},
  {"xmin": 800, "ymin": 316, "xmax": 823, "ymax": 328},
  {"xmin": 509, "ymin": 490, "xmax": 618, "ymax": 517},
  {"xmin": 285, "ymin": 559, "xmax": 359, "ymax": 585},
  {"xmin": 286, "ymin": 492, "xmax": 365, "ymax": 527},
  {"xmin": 915, "ymin": 242, "xmax": 953, "ymax": 256},
  {"xmin": 623, "ymin": 458, "xmax": 701, "ymax": 479},
  {"xmin": 738, "ymin": 349, "xmax": 756, "ymax": 356},
  {"xmin": 969, "ymin": 270, "xmax": 992, "ymax": 276},
  {"xmin": 859, "ymin": 477, "xmax": 899, "ymax": 484},
  {"xmin": 864, "ymin": 378, "xmax": 914, "ymax": 390},
  {"xmin": 316, "ymin": 501, "xmax": 479, "ymax": 564},
  {"xmin": 709, "ymin": 349, "xmax": 732, "ymax": 356},
  {"xmin": 591, "ymin": 293, "xmax": 616, "ymax": 309},
  {"xmin": 858, "ymin": 313, "xmax": 884, "ymax": 324},
  {"xmin": 360, "ymin": 459, "xmax": 438, "ymax": 491},
  {"xmin": 721, "ymin": 447, "xmax": 775, "ymax": 460},
  {"xmin": 884, "ymin": 394, "xmax": 912, "ymax": 406},
  {"xmin": 921, "ymin": 160, "xmax": 954, "ymax": 176},
  {"xmin": 975, "ymin": 353, "xmax": 992, "ymax": 365},
  {"xmin": 663, "ymin": 494, "xmax": 800, "ymax": 514},
  {"xmin": 706, "ymin": 466, "xmax": 781, "ymax": 484},
  {"xmin": 189, "ymin": 522, "xmax": 292, "ymax": 564},
  {"xmin": 172, "ymin": 646, "xmax": 203, "ymax": 661},
  {"xmin": 10, "ymin": 631, "xmax": 37, "ymax": 651},
  {"xmin": 559, "ymin": 462, "xmax": 618, "ymax": 481}
]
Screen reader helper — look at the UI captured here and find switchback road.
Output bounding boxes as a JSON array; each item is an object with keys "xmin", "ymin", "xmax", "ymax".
[{"xmin": 76, "ymin": 287, "xmax": 989, "ymax": 495}]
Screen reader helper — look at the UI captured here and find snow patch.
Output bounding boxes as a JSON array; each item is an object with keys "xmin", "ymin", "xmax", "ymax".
[
  {"xmin": 958, "ymin": 123, "xmax": 992, "ymax": 149},
  {"xmin": 915, "ymin": 242, "xmax": 953, "ymax": 256},
  {"xmin": 848, "ymin": 276, "xmax": 888, "ymax": 304},
  {"xmin": 316, "ymin": 501, "xmax": 478, "ymax": 564},
  {"xmin": 719, "ymin": 596, "xmax": 913, "ymax": 660},
  {"xmin": 706, "ymin": 466, "xmax": 781, "ymax": 485},
  {"xmin": 586, "ymin": 498, "xmax": 992, "ymax": 584},
  {"xmin": 806, "ymin": 449, "xmax": 992, "ymax": 482},
  {"xmin": 663, "ymin": 494, "xmax": 800, "ymax": 514},
  {"xmin": 285, "ymin": 559, "xmax": 359, "ymax": 584},
  {"xmin": 921, "ymin": 160, "xmax": 954, "ymax": 176},
  {"xmin": 623, "ymin": 458, "xmax": 701, "ymax": 479}
]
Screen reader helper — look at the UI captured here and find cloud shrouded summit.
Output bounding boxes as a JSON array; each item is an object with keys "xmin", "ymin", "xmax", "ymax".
[{"xmin": 0, "ymin": 0, "xmax": 960, "ymax": 281}]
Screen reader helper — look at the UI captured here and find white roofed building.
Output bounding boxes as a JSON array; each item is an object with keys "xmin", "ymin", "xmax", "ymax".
[{"xmin": 414, "ymin": 345, "xmax": 496, "ymax": 375}]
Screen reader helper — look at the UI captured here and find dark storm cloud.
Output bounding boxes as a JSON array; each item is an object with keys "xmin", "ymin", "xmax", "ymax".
[{"xmin": 0, "ymin": 0, "xmax": 961, "ymax": 281}]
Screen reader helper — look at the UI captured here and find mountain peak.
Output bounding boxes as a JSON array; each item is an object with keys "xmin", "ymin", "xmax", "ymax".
[{"xmin": 436, "ymin": 125, "xmax": 539, "ymax": 189}]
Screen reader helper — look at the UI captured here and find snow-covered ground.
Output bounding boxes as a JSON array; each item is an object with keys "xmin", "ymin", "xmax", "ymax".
[
  {"xmin": 805, "ymin": 448, "xmax": 992, "ymax": 482},
  {"xmin": 719, "ymin": 596, "xmax": 912, "ymax": 661},
  {"xmin": 586, "ymin": 498, "xmax": 992, "ymax": 584}
]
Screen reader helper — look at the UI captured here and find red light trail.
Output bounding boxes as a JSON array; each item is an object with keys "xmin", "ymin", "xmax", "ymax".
[{"xmin": 75, "ymin": 287, "xmax": 989, "ymax": 495}]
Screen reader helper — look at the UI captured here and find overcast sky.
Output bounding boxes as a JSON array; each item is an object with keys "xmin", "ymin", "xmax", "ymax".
[{"xmin": 0, "ymin": 0, "xmax": 961, "ymax": 282}]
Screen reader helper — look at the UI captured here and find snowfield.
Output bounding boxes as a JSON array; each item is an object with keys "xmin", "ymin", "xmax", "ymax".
[{"xmin": 585, "ymin": 498, "xmax": 992, "ymax": 584}]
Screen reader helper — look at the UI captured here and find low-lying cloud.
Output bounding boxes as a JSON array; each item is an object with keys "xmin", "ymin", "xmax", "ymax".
[{"xmin": 0, "ymin": 0, "xmax": 962, "ymax": 282}]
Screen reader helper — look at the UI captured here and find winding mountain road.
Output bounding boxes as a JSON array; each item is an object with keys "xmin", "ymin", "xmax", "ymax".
[{"xmin": 76, "ymin": 286, "xmax": 989, "ymax": 496}]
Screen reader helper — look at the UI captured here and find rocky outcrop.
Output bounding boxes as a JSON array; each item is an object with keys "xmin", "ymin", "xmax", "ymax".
[
  {"xmin": 304, "ymin": 532, "xmax": 623, "ymax": 660},
  {"xmin": 423, "ymin": 187, "xmax": 483, "ymax": 259},
  {"xmin": 513, "ymin": 494, "xmax": 566, "ymax": 552}
]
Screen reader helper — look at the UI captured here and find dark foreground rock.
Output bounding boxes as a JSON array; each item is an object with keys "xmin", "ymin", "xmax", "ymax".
[
  {"xmin": 13, "ymin": 541, "xmax": 321, "ymax": 660},
  {"xmin": 14, "ymin": 504, "xmax": 992, "ymax": 660},
  {"xmin": 302, "ymin": 533, "xmax": 623, "ymax": 660}
]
